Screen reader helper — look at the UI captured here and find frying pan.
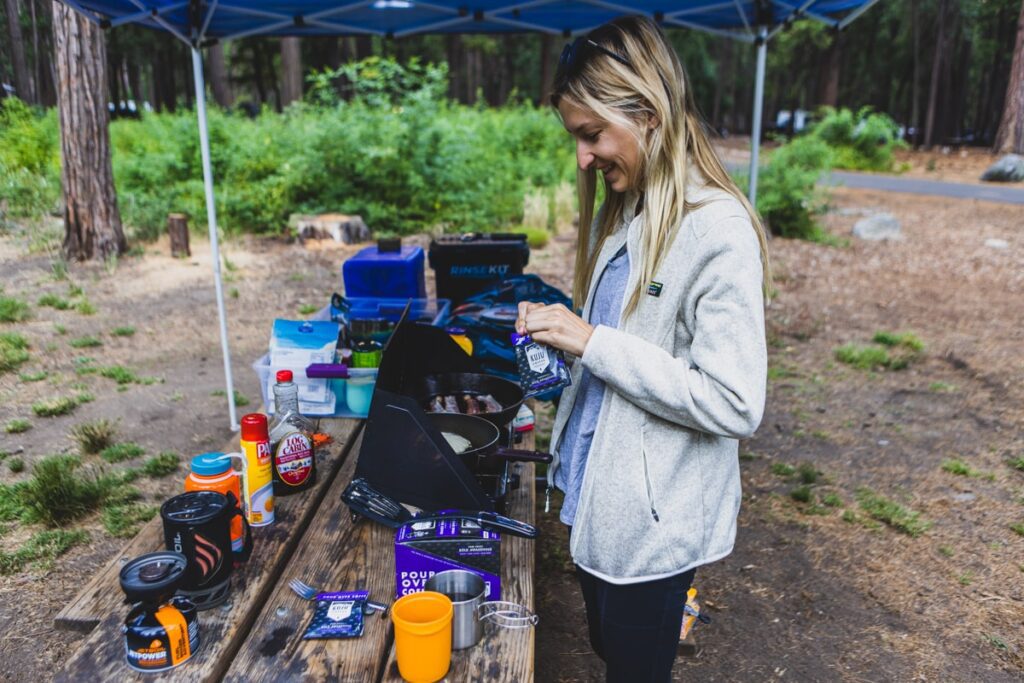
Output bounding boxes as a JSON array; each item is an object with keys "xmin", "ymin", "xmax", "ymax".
[
  {"xmin": 427, "ymin": 413, "xmax": 551, "ymax": 475},
  {"xmin": 413, "ymin": 372, "xmax": 524, "ymax": 428}
]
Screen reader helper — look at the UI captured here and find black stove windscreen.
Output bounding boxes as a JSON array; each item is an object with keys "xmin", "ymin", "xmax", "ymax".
[{"xmin": 354, "ymin": 305, "xmax": 495, "ymax": 512}]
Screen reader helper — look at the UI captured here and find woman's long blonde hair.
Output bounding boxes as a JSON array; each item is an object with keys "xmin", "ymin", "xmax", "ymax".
[{"xmin": 550, "ymin": 16, "xmax": 771, "ymax": 316}]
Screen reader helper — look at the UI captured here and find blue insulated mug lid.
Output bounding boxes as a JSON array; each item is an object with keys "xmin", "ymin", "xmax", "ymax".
[{"xmin": 190, "ymin": 452, "xmax": 232, "ymax": 476}]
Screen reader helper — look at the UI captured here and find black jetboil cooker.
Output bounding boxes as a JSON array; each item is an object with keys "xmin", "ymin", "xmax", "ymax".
[{"xmin": 353, "ymin": 307, "xmax": 550, "ymax": 514}]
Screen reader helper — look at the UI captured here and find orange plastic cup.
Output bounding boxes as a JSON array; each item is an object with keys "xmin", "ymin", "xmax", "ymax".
[{"xmin": 391, "ymin": 591, "xmax": 454, "ymax": 683}]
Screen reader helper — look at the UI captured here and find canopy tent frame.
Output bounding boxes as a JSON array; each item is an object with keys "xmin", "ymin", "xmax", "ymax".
[{"xmin": 58, "ymin": 0, "xmax": 882, "ymax": 429}]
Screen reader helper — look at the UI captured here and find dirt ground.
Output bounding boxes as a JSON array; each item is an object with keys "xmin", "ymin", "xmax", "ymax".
[{"xmin": 1, "ymin": 180, "xmax": 1023, "ymax": 682}]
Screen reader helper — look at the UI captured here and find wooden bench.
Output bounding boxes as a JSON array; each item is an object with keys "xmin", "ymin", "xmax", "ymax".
[{"xmin": 54, "ymin": 418, "xmax": 536, "ymax": 682}]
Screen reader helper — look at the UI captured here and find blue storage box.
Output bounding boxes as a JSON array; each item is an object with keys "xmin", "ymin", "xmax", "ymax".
[{"xmin": 343, "ymin": 245, "xmax": 426, "ymax": 298}]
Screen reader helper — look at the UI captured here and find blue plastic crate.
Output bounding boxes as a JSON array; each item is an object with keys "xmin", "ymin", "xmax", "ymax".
[
  {"xmin": 330, "ymin": 295, "xmax": 450, "ymax": 330},
  {"xmin": 342, "ymin": 244, "xmax": 426, "ymax": 298}
]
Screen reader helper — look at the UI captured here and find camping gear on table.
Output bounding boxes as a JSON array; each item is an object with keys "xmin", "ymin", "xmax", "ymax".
[
  {"xmin": 341, "ymin": 477, "xmax": 537, "ymax": 539},
  {"xmin": 355, "ymin": 307, "xmax": 544, "ymax": 515},
  {"xmin": 238, "ymin": 413, "xmax": 274, "ymax": 527},
  {"xmin": 120, "ymin": 551, "xmax": 200, "ymax": 673},
  {"xmin": 269, "ymin": 371, "xmax": 317, "ymax": 496},
  {"xmin": 425, "ymin": 412, "xmax": 551, "ymax": 473},
  {"xmin": 428, "ymin": 233, "xmax": 530, "ymax": 305},
  {"xmin": 409, "ymin": 372, "xmax": 526, "ymax": 429},
  {"xmin": 160, "ymin": 491, "xmax": 247, "ymax": 609},
  {"xmin": 445, "ymin": 275, "xmax": 572, "ymax": 390},
  {"xmin": 391, "ymin": 591, "xmax": 453, "ymax": 683},
  {"xmin": 330, "ymin": 293, "xmax": 451, "ymax": 347},
  {"xmin": 265, "ymin": 319, "xmax": 341, "ymax": 415},
  {"xmin": 425, "ymin": 570, "xmax": 538, "ymax": 650},
  {"xmin": 342, "ymin": 240, "xmax": 426, "ymax": 299},
  {"xmin": 185, "ymin": 453, "xmax": 252, "ymax": 563}
]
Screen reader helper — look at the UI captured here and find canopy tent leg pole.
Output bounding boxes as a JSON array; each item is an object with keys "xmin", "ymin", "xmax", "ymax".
[
  {"xmin": 747, "ymin": 28, "xmax": 768, "ymax": 205},
  {"xmin": 191, "ymin": 46, "xmax": 239, "ymax": 431}
]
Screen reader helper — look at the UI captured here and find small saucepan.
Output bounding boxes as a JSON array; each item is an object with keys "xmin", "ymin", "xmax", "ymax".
[{"xmin": 427, "ymin": 413, "xmax": 551, "ymax": 475}]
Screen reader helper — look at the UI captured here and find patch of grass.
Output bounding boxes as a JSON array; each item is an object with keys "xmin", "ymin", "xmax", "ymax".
[
  {"xmin": 0, "ymin": 296, "xmax": 31, "ymax": 323},
  {"xmin": 18, "ymin": 454, "xmax": 135, "ymax": 527},
  {"xmin": 211, "ymin": 389, "xmax": 250, "ymax": 406},
  {"xmin": 0, "ymin": 332, "xmax": 30, "ymax": 373},
  {"xmin": 70, "ymin": 419, "xmax": 118, "ymax": 455},
  {"xmin": 790, "ymin": 485, "xmax": 813, "ymax": 503},
  {"xmin": 797, "ymin": 463, "xmax": 820, "ymax": 485},
  {"xmin": 67, "ymin": 284, "xmax": 84, "ymax": 297},
  {"xmin": 1008, "ymin": 457, "xmax": 1024, "ymax": 472},
  {"xmin": 1010, "ymin": 522, "xmax": 1024, "ymax": 537},
  {"xmin": 771, "ymin": 462, "xmax": 796, "ymax": 477},
  {"xmin": 229, "ymin": 288, "xmax": 240, "ymax": 299},
  {"xmin": 141, "ymin": 452, "xmax": 180, "ymax": 477},
  {"xmin": 110, "ymin": 326, "xmax": 135, "ymax": 337},
  {"xmin": 18, "ymin": 370, "xmax": 47, "ymax": 382},
  {"xmin": 0, "ymin": 529, "xmax": 88, "ymax": 575},
  {"xmin": 821, "ymin": 492, "xmax": 842, "ymax": 507},
  {"xmin": 53, "ymin": 324, "xmax": 66, "ymax": 335},
  {"xmin": 938, "ymin": 545, "xmax": 954, "ymax": 557},
  {"xmin": 102, "ymin": 503, "xmax": 158, "ymax": 538},
  {"xmin": 957, "ymin": 571, "xmax": 973, "ymax": 586},
  {"xmin": 739, "ymin": 451, "xmax": 759, "ymax": 461},
  {"xmin": 99, "ymin": 442, "xmax": 145, "ymax": 464},
  {"xmin": 872, "ymin": 331, "xmax": 924, "ymax": 352},
  {"xmin": 834, "ymin": 344, "xmax": 891, "ymax": 370},
  {"xmin": 31, "ymin": 396, "xmax": 79, "ymax": 417},
  {"xmin": 297, "ymin": 303, "xmax": 319, "ymax": 316},
  {"xmin": 810, "ymin": 429, "xmax": 831, "ymax": 441},
  {"xmin": 99, "ymin": 365, "xmax": 140, "ymax": 384},
  {"xmin": 767, "ymin": 364, "xmax": 799, "ymax": 380},
  {"xmin": 856, "ymin": 488, "xmax": 931, "ymax": 537},
  {"xmin": 37, "ymin": 294, "xmax": 71, "ymax": 310},
  {"xmin": 929, "ymin": 381, "xmax": 956, "ymax": 393},
  {"xmin": 76, "ymin": 392, "xmax": 94, "ymax": 404},
  {"xmin": 69, "ymin": 335, "xmax": 102, "ymax": 348},
  {"xmin": 941, "ymin": 459, "xmax": 982, "ymax": 478},
  {"xmin": 984, "ymin": 634, "xmax": 1008, "ymax": 651},
  {"xmin": 4, "ymin": 419, "xmax": 31, "ymax": 434},
  {"xmin": 841, "ymin": 510, "xmax": 857, "ymax": 524},
  {"xmin": 76, "ymin": 300, "xmax": 96, "ymax": 315},
  {"xmin": 8, "ymin": 458, "xmax": 24, "ymax": 473}
]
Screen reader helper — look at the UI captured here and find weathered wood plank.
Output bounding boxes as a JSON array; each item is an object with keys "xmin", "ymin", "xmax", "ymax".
[
  {"xmin": 379, "ymin": 432, "xmax": 537, "ymax": 683},
  {"xmin": 52, "ymin": 419, "xmax": 362, "ymax": 683},
  {"xmin": 221, "ymin": 427, "xmax": 397, "ymax": 683}
]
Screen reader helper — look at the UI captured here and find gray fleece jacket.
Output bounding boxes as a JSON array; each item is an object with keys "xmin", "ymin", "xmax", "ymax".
[{"xmin": 548, "ymin": 180, "xmax": 767, "ymax": 583}]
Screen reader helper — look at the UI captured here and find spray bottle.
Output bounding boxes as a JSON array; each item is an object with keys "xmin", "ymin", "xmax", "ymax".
[{"xmin": 237, "ymin": 413, "xmax": 274, "ymax": 526}]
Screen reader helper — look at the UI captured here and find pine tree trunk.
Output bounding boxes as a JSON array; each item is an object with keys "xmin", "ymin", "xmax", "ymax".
[
  {"xmin": 924, "ymin": 0, "xmax": 948, "ymax": 148},
  {"xmin": 5, "ymin": 0, "xmax": 35, "ymax": 102},
  {"xmin": 539, "ymin": 34, "xmax": 551, "ymax": 104},
  {"xmin": 280, "ymin": 37, "xmax": 302, "ymax": 106},
  {"xmin": 52, "ymin": 1, "xmax": 125, "ymax": 261},
  {"xmin": 819, "ymin": 32, "xmax": 842, "ymax": 108},
  {"xmin": 208, "ymin": 42, "xmax": 234, "ymax": 108},
  {"xmin": 994, "ymin": 0, "xmax": 1024, "ymax": 153}
]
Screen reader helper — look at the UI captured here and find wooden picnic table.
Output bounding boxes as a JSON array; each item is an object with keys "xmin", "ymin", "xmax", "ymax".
[{"xmin": 53, "ymin": 417, "xmax": 537, "ymax": 682}]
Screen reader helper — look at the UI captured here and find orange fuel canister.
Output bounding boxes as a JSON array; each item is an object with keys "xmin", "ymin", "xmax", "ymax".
[{"xmin": 185, "ymin": 452, "xmax": 250, "ymax": 563}]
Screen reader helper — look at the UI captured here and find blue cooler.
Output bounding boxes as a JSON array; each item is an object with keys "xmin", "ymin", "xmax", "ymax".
[{"xmin": 343, "ymin": 241, "xmax": 426, "ymax": 298}]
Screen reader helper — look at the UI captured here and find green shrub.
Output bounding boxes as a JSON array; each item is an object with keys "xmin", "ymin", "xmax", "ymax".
[
  {"xmin": 70, "ymin": 419, "xmax": 119, "ymax": 455},
  {"xmin": 514, "ymin": 226, "xmax": 550, "ymax": 249},
  {"xmin": 0, "ymin": 332, "xmax": 30, "ymax": 373},
  {"xmin": 812, "ymin": 107, "xmax": 906, "ymax": 172},
  {"xmin": 17, "ymin": 455, "xmax": 129, "ymax": 526},
  {"xmin": 0, "ymin": 295, "xmax": 30, "ymax": 323},
  {"xmin": 8, "ymin": 458, "xmax": 24, "ymax": 473},
  {"xmin": 747, "ymin": 135, "xmax": 832, "ymax": 240},
  {"xmin": 835, "ymin": 344, "xmax": 892, "ymax": 370},
  {"xmin": 0, "ymin": 99, "xmax": 61, "ymax": 219}
]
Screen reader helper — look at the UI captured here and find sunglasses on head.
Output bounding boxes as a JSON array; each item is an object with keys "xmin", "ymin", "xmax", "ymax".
[{"xmin": 559, "ymin": 36, "xmax": 632, "ymax": 74}]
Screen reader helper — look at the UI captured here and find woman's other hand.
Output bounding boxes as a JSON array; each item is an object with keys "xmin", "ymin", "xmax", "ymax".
[{"xmin": 522, "ymin": 302, "xmax": 595, "ymax": 357}]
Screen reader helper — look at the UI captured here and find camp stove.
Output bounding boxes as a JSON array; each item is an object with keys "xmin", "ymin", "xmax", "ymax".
[{"xmin": 352, "ymin": 307, "xmax": 525, "ymax": 514}]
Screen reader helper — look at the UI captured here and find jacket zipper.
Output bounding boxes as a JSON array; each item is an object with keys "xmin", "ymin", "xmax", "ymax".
[
  {"xmin": 546, "ymin": 243, "xmax": 624, "ymax": 515},
  {"xmin": 640, "ymin": 429, "xmax": 660, "ymax": 522}
]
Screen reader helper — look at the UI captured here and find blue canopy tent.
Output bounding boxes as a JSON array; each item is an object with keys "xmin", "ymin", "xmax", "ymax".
[{"xmin": 58, "ymin": 0, "xmax": 882, "ymax": 428}]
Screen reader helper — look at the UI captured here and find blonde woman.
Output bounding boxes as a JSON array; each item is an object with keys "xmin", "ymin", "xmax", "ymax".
[{"xmin": 515, "ymin": 16, "xmax": 769, "ymax": 682}]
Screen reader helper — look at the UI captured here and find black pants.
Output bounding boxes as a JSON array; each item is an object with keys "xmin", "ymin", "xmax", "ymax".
[{"xmin": 576, "ymin": 564, "xmax": 696, "ymax": 683}]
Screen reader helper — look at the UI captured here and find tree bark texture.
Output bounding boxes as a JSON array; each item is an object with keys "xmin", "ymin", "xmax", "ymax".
[
  {"xmin": 52, "ymin": 1, "xmax": 125, "ymax": 261},
  {"xmin": 994, "ymin": 0, "xmax": 1024, "ymax": 153},
  {"xmin": 924, "ymin": 0, "xmax": 948, "ymax": 147},
  {"xmin": 280, "ymin": 37, "xmax": 302, "ymax": 106},
  {"xmin": 208, "ymin": 42, "xmax": 234, "ymax": 108},
  {"xmin": 819, "ymin": 31, "xmax": 842, "ymax": 108},
  {"xmin": 5, "ymin": 0, "xmax": 35, "ymax": 102}
]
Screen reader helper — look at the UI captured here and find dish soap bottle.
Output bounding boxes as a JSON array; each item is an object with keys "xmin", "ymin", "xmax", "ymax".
[{"xmin": 268, "ymin": 370, "xmax": 317, "ymax": 495}]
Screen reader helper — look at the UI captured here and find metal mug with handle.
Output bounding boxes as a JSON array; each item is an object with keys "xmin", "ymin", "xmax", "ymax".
[{"xmin": 424, "ymin": 569, "xmax": 537, "ymax": 650}]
